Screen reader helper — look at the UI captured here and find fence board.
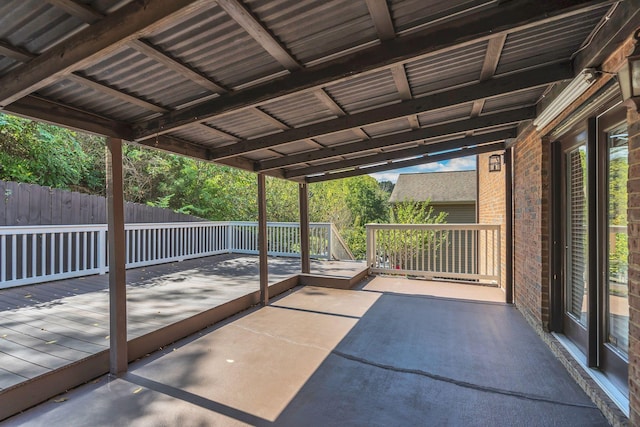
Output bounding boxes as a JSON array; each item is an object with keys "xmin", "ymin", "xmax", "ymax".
[
  {"xmin": 0, "ymin": 180, "xmax": 6, "ymax": 225},
  {"xmin": 0, "ymin": 181, "xmax": 203, "ymax": 226},
  {"xmin": 61, "ymin": 191, "xmax": 72, "ymax": 224},
  {"xmin": 16, "ymin": 184, "xmax": 30, "ymax": 225}
]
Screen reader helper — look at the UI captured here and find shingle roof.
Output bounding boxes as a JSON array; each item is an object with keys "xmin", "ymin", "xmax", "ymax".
[{"xmin": 389, "ymin": 171, "xmax": 477, "ymax": 203}]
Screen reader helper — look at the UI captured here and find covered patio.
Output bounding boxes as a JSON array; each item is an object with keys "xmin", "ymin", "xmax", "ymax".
[
  {"xmin": 5, "ymin": 280, "xmax": 605, "ymax": 426},
  {"xmin": 1, "ymin": 0, "xmax": 640, "ymax": 424}
]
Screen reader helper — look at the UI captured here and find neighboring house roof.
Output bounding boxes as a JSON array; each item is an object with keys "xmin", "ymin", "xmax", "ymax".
[{"xmin": 389, "ymin": 171, "xmax": 477, "ymax": 204}]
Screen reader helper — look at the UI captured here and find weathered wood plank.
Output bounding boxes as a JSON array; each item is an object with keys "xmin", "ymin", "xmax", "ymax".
[
  {"xmin": 1, "ymin": 329, "xmax": 91, "ymax": 362},
  {"xmin": 0, "ymin": 351, "xmax": 50, "ymax": 379},
  {"xmin": 0, "ymin": 366, "xmax": 28, "ymax": 390},
  {"xmin": 0, "ymin": 338, "xmax": 70, "ymax": 370},
  {"xmin": 0, "ymin": 313, "xmax": 108, "ymax": 353}
]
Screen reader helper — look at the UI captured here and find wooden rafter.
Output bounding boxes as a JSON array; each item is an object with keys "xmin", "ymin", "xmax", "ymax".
[
  {"xmin": 0, "ymin": 0, "xmax": 206, "ymax": 107},
  {"xmin": 66, "ymin": 73, "xmax": 169, "ymax": 113},
  {"xmin": 574, "ymin": 0, "xmax": 640, "ymax": 71},
  {"xmin": 252, "ymin": 107, "xmax": 289, "ymax": 130},
  {"xmin": 307, "ymin": 142, "xmax": 505, "ymax": 183},
  {"xmin": 216, "ymin": 0, "xmax": 300, "ymax": 71},
  {"xmin": 4, "ymin": 95, "xmax": 133, "ymax": 139},
  {"xmin": 366, "ymin": 0, "xmax": 396, "ymax": 41},
  {"xmin": 45, "ymin": 0, "xmax": 103, "ymax": 23},
  {"xmin": 390, "ymin": 64, "xmax": 420, "ymax": 129},
  {"xmin": 313, "ymin": 88, "xmax": 346, "ymax": 116},
  {"xmin": 285, "ymin": 129, "xmax": 516, "ymax": 179},
  {"xmin": 480, "ymin": 34, "xmax": 507, "ymax": 81},
  {"xmin": 206, "ymin": 62, "xmax": 571, "ymax": 161},
  {"xmin": 196, "ymin": 124, "xmax": 240, "ymax": 141},
  {"xmin": 256, "ymin": 107, "xmax": 534, "ymax": 171},
  {"xmin": 45, "ymin": 1, "xmax": 227, "ymax": 95},
  {"xmin": 0, "ymin": 40, "xmax": 36, "ymax": 62},
  {"xmin": 128, "ymin": 40, "xmax": 227, "ymax": 94},
  {"xmin": 133, "ymin": 0, "xmax": 609, "ymax": 139}
]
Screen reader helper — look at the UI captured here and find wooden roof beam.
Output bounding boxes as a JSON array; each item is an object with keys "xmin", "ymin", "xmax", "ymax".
[
  {"xmin": 4, "ymin": 95, "xmax": 133, "ymax": 139},
  {"xmin": 284, "ymin": 128, "xmax": 515, "ymax": 179},
  {"xmin": 128, "ymin": 40, "xmax": 227, "ymax": 94},
  {"xmin": 366, "ymin": 0, "xmax": 396, "ymax": 41},
  {"xmin": 133, "ymin": 0, "xmax": 611, "ymax": 139},
  {"xmin": 207, "ymin": 61, "xmax": 571, "ymax": 161},
  {"xmin": 574, "ymin": 0, "xmax": 640, "ymax": 71},
  {"xmin": 66, "ymin": 73, "xmax": 170, "ymax": 113},
  {"xmin": 256, "ymin": 107, "xmax": 534, "ymax": 171},
  {"xmin": 307, "ymin": 142, "xmax": 505, "ymax": 183},
  {"xmin": 0, "ymin": 0, "xmax": 208, "ymax": 107},
  {"xmin": 45, "ymin": 2, "xmax": 228, "ymax": 95},
  {"xmin": 390, "ymin": 64, "xmax": 420, "ymax": 129},
  {"xmin": 216, "ymin": 0, "xmax": 300, "ymax": 71},
  {"xmin": 0, "ymin": 40, "xmax": 36, "ymax": 62},
  {"xmin": 45, "ymin": 0, "xmax": 103, "ymax": 23}
]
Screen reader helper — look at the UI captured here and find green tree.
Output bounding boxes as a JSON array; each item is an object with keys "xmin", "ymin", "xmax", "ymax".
[{"xmin": 0, "ymin": 114, "xmax": 89, "ymax": 189}]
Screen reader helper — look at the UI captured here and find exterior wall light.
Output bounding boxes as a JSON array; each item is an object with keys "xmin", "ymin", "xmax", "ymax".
[
  {"xmin": 618, "ymin": 28, "xmax": 640, "ymax": 111},
  {"xmin": 489, "ymin": 154, "xmax": 502, "ymax": 172}
]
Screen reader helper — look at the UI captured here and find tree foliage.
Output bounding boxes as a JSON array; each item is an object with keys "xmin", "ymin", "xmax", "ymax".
[{"xmin": 0, "ymin": 113, "xmax": 403, "ymax": 259}]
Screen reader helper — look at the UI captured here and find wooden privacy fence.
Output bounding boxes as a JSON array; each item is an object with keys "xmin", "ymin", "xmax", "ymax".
[
  {"xmin": 0, "ymin": 221, "xmax": 353, "ymax": 289},
  {"xmin": 366, "ymin": 223, "xmax": 501, "ymax": 285},
  {"xmin": 0, "ymin": 180, "xmax": 203, "ymax": 226}
]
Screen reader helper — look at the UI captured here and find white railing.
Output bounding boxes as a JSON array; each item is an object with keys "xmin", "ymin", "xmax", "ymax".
[
  {"xmin": 0, "ymin": 221, "xmax": 342, "ymax": 289},
  {"xmin": 366, "ymin": 223, "xmax": 501, "ymax": 285}
]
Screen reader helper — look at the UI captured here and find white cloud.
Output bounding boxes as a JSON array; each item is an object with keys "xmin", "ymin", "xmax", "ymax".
[
  {"xmin": 369, "ymin": 156, "xmax": 477, "ymax": 183},
  {"xmin": 369, "ymin": 171, "xmax": 402, "ymax": 183}
]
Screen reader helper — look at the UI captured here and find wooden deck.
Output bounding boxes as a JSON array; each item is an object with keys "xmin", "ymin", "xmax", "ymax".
[{"xmin": 0, "ymin": 254, "xmax": 365, "ymax": 391}]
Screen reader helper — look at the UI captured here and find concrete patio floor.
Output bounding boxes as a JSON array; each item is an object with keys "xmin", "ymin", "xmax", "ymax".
[{"xmin": 4, "ymin": 278, "xmax": 608, "ymax": 426}]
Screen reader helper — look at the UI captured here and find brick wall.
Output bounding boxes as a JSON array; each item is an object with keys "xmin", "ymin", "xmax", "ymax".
[
  {"xmin": 627, "ymin": 106, "xmax": 640, "ymax": 424},
  {"xmin": 513, "ymin": 133, "xmax": 547, "ymax": 326},
  {"xmin": 477, "ymin": 151, "xmax": 507, "ymax": 289}
]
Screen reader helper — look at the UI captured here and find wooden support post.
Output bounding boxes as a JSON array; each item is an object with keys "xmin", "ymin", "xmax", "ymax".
[
  {"xmin": 106, "ymin": 137, "xmax": 127, "ymax": 375},
  {"xmin": 299, "ymin": 182, "xmax": 311, "ymax": 274},
  {"xmin": 257, "ymin": 173, "xmax": 268, "ymax": 306},
  {"xmin": 505, "ymin": 147, "xmax": 513, "ymax": 304}
]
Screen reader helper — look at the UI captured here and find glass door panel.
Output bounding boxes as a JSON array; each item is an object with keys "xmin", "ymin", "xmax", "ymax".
[
  {"xmin": 606, "ymin": 123, "xmax": 629, "ymax": 358},
  {"xmin": 566, "ymin": 144, "xmax": 588, "ymax": 328}
]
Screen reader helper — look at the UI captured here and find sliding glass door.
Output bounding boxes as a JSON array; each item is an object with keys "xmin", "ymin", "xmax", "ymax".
[{"xmin": 553, "ymin": 105, "xmax": 628, "ymax": 395}]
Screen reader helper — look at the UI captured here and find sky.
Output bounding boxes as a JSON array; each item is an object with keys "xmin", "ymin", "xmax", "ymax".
[{"xmin": 368, "ymin": 155, "xmax": 477, "ymax": 183}]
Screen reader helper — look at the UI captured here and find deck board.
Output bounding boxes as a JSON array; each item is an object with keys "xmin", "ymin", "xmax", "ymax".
[{"xmin": 0, "ymin": 254, "xmax": 366, "ymax": 390}]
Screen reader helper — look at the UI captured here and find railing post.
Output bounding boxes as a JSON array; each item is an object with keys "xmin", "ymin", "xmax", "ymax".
[
  {"xmin": 98, "ymin": 227, "xmax": 107, "ymax": 275},
  {"xmin": 366, "ymin": 225, "xmax": 374, "ymax": 268},
  {"xmin": 227, "ymin": 222, "xmax": 233, "ymax": 253},
  {"xmin": 326, "ymin": 223, "xmax": 333, "ymax": 260}
]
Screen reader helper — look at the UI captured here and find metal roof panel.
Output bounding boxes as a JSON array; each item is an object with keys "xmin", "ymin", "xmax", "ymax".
[{"xmin": 244, "ymin": 0, "xmax": 378, "ymax": 64}]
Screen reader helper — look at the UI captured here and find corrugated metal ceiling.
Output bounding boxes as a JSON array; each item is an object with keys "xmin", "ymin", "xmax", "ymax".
[{"xmin": 0, "ymin": 0, "xmax": 622, "ymax": 182}]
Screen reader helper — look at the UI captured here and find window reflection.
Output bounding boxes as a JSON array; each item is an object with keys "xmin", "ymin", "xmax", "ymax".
[{"xmin": 607, "ymin": 124, "xmax": 629, "ymax": 357}]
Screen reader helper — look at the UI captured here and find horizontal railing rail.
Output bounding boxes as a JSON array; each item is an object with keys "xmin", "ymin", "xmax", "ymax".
[
  {"xmin": 366, "ymin": 223, "xmax": 501, "ymax": 285},
  {"xmin": 0, "ymin": 221, "xmax": 339, "ymax": 289}
]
